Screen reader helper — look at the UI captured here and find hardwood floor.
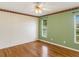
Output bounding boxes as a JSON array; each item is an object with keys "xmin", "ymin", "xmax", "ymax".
[{"xmin": 0, "ymin": 40, "xmax": 79, "ymax": 57}]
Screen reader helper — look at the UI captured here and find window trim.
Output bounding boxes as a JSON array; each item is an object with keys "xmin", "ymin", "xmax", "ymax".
[
  {"xmin": 74, "ymin": 14, "xmax": 79, "ymax": 44},
  {"xmin": 41, "ymin": 20, "xmax": 47, "ymax": 38}
]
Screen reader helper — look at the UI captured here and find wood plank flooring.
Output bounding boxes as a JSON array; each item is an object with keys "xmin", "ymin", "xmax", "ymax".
[{"xmin": 0, "ymin": 40, "xmax": 79, "ymax": 57}]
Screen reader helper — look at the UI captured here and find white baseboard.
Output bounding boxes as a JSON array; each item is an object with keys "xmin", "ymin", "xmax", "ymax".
[
  {"xmin": 39, "ymin": 39, "xmax": 79, "ymax": 52},
  {"xmin": 0, "ymin": 40, "xmax": 37, "ymax": 49}
]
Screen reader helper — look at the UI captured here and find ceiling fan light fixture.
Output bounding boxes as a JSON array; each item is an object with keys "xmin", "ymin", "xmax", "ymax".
[
  {"xmin": 35, "ymin": 2, "xmax": 42, "ymax": 14},
  {"xmin": 35, "ymin": 7, "xmax": 42, "ymax": 14}
]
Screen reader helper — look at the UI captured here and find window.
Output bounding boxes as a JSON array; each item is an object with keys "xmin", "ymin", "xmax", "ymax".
[
  {"xmin": 74, "ymin": 15, "xmax": 79, "ymax": 44},
  {"xmin": 41, "ymin": 20, "xmax": 47, "ymax": 38}
]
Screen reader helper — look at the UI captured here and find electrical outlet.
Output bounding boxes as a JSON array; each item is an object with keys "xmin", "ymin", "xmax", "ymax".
[{"xmin": 64, "ymin": 41, "xmax": 66, "ymax": 44}]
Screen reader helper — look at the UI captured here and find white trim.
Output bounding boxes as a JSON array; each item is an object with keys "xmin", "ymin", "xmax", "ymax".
[
  {"xmin": 41, "ymin": 20, "xmax": 47, "ymax": 38},
  {"xmin": 74, "ymin": 14, "xmax": 77, "ymax": 44},
  {"xmin": 0, "ymin": 40, "xmax": 37, "ymax": 49},
  {"xmin": 41, "ymin": 20, "xmax": 44, "ymax": 37},
  {"xmin": 39, "ymin": 39, "xmax": 79, "ymax": 52}
]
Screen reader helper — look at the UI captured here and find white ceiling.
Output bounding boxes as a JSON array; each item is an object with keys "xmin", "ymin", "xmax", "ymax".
[{"xmin": 0, "ymin": 2, "xmax": 79, "ymax": 16}]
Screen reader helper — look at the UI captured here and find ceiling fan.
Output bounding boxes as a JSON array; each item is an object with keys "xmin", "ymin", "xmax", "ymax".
[{"xmin": 34, "ymin": 2, "xmax": 48, "ymax": 14}]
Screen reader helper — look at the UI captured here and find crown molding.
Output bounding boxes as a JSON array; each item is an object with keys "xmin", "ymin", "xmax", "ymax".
[
  {"xmin": 40, "ymin": 6, "xmax": 79, "ymax": 17},
  {"xmin": 0, "ymin": 6, "xmax": 79, "ymax": 18},
  {"xmin": 0, "ymin": 8, "xmax": 39, "ymax": 18}
]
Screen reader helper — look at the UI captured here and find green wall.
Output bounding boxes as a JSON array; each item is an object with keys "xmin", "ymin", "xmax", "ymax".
[{"xmin": 39, "ymin": 9, "xmax": 79, "ymax": 50}]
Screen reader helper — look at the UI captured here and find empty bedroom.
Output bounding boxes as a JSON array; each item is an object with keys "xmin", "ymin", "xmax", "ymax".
[{"xmin": 0, "ymin": 2, "xmax": 79, "ymax": 57}]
